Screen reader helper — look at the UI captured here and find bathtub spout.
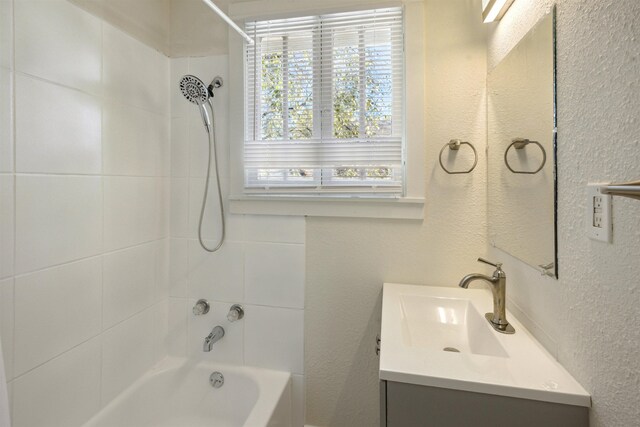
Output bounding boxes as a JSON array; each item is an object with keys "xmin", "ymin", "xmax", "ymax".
[{"xmin": 203, "ymin": 326, "xmax": 225, "ymax": 352}]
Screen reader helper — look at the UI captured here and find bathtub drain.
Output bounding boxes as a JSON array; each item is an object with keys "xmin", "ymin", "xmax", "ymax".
[{"xmin": 210, "ymin": 372, "xmax": 224, "ymax": 388}]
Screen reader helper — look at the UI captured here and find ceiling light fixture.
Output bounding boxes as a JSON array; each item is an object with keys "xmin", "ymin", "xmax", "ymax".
[{"xmin": 482, "ymin": 0, "xmax": 515, "ymax": 23}]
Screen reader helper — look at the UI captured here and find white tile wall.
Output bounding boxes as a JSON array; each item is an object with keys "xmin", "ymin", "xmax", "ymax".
[
  {"xmin": 245, "ymin": 242, "xmax": 305, "ymax": 309},
  {"xmin": 155, "ymin": 238, "xmax": 170, "ymax": 302},
  {"xmin": 168, "ymin": 297, "xmax": 188, "ymax": 356},
  {"xmin": 244, "ymin": 215, "xmax": 306, "ymax": 244},
  {"xmin": 169, "ymin": 57, "xmax": 190, "ymax": 119},
  {"xmin": 103, "ymin": 176, "xmax": 160, "ymax": 251},
  {"xmin": 103, "ymin": 243, "xmax": 157, "ymax": 328},
  {"xmin": 0, "ymin": 278, "xmax": 14, "ymax": 381},
  {"xmin": 244, "ymin": 305, "xmax": 304, "ymax": 375},
  {"xmin": 154, "ymin": 300, "xmax": 169, "ymax": 361},
  {"xmin": 0, "ymin": 68, "xmax": 12, "ymax": 172},
  {"xmin": 12, "ymin": 338, "xmax": 102, "ymax": 427},
  {"xmin": 14, "ymin": 257, "xmax": 102, "ymax": 375},
  {"xmin": 102, "ymin": 101, "xmax": 164, "ymax": 176},
  {"xmin": 14, "ymin": 0, "xmax": 102, "ymax": 95},
  {"xmin": 188, "ymin": 240, "xmax": 244, "ymax": 302},
  {"xmin": 101, "ymin": 306, "xmax": 158, "ymax": 405},
  {"xmin": 170, "ymin": 117, "xmax": 189, "ymax": 177},
  {"xmin": 2, "ymin": 1, "xmax": 172, "ymax": 424},
  {"xmin": 15, "ymin": 74, "xmax": 102, "ymax": 174},
  {"xmin": 170, "ymin": 177, "xmax": 189, "ymax": 237},
  {"xmin": 0, "ymin": 0, "xmax": 14, "ymax": 397},
  {"xmin": 0, "ymin": 175, "xmax": 14, "ymax": 279},
  {"xmin": 188, "ymin": 92, "xmax": 230, "ymax": 180},
  {"xmin": 15, "ymin": 175, "xmax": 103, "ymax": 274},
  {"xmin": 187, "ymin": 177, "xmax": 224, "ymax": 241},
  {"xmin": 103, "ymin": 24, "xmax": 168, "ymax": 114},
  {"xmin": 188, "ymin": 117, "xmax": 212, "ymax": 179},
  {"xmin": 169, "ymin": 238, "xmax": 188, "ymax": 297},
  {"xmin": 0, "ymin": 0, "xmax": 12, "ymax": 70},
  {"xmin": 156, "ymin": 177, "xmax": 171, "ymax": 238},
  {"xmin": 185, "ymin": 185, "xmax": 246, "ymax": 242}
]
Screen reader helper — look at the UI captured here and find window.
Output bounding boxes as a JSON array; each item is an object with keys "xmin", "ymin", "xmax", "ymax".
[{"xmin": 244, "ymin": 8, "xmax": 404, "ymax": 195}]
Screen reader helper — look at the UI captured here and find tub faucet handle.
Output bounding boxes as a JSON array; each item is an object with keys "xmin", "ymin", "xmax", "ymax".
[
  {"xmin": 227, "ymin": 304, "xmax": 244, "ymax": 322},
  {"xmin": 193, "ymin": 299, "xmax": 210, "ymax": 316}
]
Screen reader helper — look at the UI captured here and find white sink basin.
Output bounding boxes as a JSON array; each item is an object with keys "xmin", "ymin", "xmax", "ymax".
[
  {"xmin": 400, "ymin": 295, "xmax": 508, "ymax": 358},
  {"xmin": 380, "ymin": 283, "xmax": 591, "ymax": 407}
]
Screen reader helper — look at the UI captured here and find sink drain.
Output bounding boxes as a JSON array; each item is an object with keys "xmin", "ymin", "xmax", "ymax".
[{"xmin": 443, "ymin": 347, "xmax": 461, "ymax": 353}]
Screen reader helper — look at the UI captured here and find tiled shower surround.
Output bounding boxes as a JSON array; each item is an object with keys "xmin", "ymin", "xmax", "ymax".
[
  {"xmin": 0, "ymin": 0, "xmax": 170, "ymax": 425},
  {"xmin": 169, "ymin": 55, "xmax": 305, "ymax": 427},
  {"xmin": 0, "ymin": 1, "xmax": 305, "ymax": 426}
]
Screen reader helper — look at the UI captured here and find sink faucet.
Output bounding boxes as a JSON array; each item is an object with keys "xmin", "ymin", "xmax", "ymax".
[
  {"xmin": 458, "ymin": 258, "xmax": 515, "ymax": 334},
  {"xmin": 203, "ymin": 326, "xmax": 225, "ymax": 352}
]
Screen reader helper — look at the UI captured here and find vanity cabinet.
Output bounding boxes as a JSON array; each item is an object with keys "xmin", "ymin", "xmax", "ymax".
[
  {"xmin": 379, "ymin": 283, "xmax": 591, "ymax": 426},
  {"xmin": 380, "ymin": 380, "xmax": 589, "ymax": 427}
]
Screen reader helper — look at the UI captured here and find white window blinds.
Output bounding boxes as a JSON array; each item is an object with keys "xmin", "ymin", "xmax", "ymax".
[{"xmin": 245, "ymin": 7, "xmax": 404, "ymax": 194}]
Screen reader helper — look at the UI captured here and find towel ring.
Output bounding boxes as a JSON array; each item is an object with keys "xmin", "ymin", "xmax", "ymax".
[
  {"xmin": 439, "ymin": 139, "xmax": 478, "ymax": 174},
  {"xmin": 504, "ymin": 138, "xmax": 547, "ymax": 174}
]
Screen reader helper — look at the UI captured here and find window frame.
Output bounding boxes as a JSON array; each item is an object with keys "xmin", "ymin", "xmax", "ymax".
[{"xmin": 228, "ymin": 0, "xmax": 425, "ymax": 219}]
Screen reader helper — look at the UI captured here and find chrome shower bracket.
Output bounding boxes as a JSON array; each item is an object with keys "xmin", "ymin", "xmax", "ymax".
[{"xmin": 208, "ymin": 76, "xmax": 223, "ymax": 95}]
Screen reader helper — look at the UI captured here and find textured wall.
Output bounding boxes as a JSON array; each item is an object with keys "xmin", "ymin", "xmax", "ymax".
[
  {"xmin": 487, "ymin": 1, "xmax": 640, "ymax": 426},
  {"xmin": 305, "ymin": 1, "xmax": 488, "ymax": 425}
]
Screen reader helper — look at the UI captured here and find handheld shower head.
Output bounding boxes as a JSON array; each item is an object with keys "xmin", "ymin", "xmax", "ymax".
[
  {"xmin": 180, "ymin": 75, "xmax": 213, "ymax": 131},
  {"xmin": 179, "ymin": 75, "xmax": 210, "ymax": 105},
  {"xmin": 177, "ymin": 74, "xmax": 226, "ymax": 254}
]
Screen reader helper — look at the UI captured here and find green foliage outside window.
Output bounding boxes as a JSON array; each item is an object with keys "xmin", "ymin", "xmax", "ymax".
[{"xmin": 260, "ymin": 31, "xmax": 394, "ymax": 181}]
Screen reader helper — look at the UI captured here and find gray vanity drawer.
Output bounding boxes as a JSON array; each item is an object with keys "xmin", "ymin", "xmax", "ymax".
[{"xmin": 381, "ymin": 380, "xmax": 588, "ymax": 427}]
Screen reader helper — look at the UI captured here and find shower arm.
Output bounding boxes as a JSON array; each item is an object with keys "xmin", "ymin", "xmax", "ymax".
[{"xmin": 201, "ymin": 0, "xmax": 255, "ymax": 45}]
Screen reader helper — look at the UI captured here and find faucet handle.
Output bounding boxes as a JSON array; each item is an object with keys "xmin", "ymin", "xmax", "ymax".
[
  {"xmin": 227, "ymin": 304, "xmax": 244, "ymax": 322},
  {"xmin": 193, "ymin": 299, "xmax": 210, "ymax": 316},
  {"xmin": 477, "ymin": 257, "xmax": 502, "ymax": 269}
]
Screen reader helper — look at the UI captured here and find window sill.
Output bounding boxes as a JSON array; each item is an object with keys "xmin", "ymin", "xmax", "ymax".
[{"xmin": 228, "ymin": 195, "xmax": 424, "ymax": 219}]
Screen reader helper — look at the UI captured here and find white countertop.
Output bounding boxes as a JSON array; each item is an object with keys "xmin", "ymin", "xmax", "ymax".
[{"xmin": 379, "ymin": 283, "xmax": 591, "ymax": 407}]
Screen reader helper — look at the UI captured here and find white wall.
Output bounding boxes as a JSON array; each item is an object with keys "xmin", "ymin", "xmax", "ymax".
[
  {"xmin": 168, "ymin": 55, "xmax": 306, "ymax": 427},
  {"xmin": 68, "ymin": 0, "xmax": 235, "ymax": 58},
  {"xmin": 487, "ymin": 1, "xmax": 640, "ymax": 426},
  {"xmin": 0, "ymin": 0, "xmax": 171, "ymax": 425},
  {"xmin": 305, "ymin": 1, "xmax": 488, "ymax": 425}
]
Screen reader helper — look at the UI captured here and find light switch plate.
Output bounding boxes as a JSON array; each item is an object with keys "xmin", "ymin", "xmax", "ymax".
[{"xmin": 586, "ymin": 184, "xmax": 612, "ymax": 243}]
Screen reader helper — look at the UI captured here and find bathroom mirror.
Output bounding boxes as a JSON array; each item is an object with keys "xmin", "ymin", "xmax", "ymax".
[{"xmin": 487, "ymin": 10, "xmax": 557, "ymax": 277}]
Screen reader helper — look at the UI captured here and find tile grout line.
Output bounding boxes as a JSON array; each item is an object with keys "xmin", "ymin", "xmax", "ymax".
[
  {"xmin": 10, "ymin": 300, "xmax": 158, "ymax": 387},
  {"xmin": 9, "ymin": 0, "xmax": 16, "ymax": 408},
  {"xmin": 98, "ymin": 16, "xmax": 105, "ymax": 410},
  {"xmin": 13, "ymin": 172, "xmax": 170, "ymax": 178},
  {"xmin": 12, "ymin": 237, "xmax": 167, "ymax": 280},
  {"xmin": 12, "ymin": 70, "xmax": 168, "ymax": 117}
]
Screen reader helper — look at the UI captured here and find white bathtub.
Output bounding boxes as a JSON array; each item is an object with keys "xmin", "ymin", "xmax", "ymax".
[{"xmin": 83, "ymin": 357, "xmax": 292, "ymax": 427}]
